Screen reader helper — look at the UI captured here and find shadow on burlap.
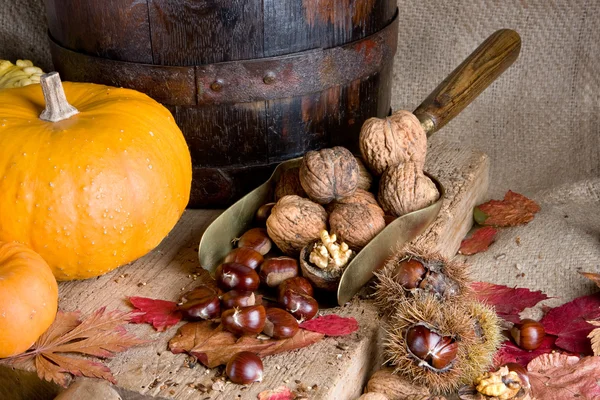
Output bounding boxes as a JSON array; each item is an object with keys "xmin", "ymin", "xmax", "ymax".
[{"xmin": 1, "ymin": 0, "xmax": 598, "ymax": 305}]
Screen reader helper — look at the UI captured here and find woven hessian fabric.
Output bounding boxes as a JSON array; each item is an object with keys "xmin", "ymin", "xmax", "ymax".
[{"xmin": 1, "ymin": 0, "xmax": 598, "ymax": 305}]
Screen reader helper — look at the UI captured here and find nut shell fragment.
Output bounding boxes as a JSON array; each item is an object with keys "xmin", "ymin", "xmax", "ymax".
[
  {"xmin": 299, "ymin": 146, "xmax": 359, "ymax": 204},
  {"xmin": 378, "ymin": 162, "xmax": 439, "ymax": 217},
  {"xmin": 266, "ymin": 195, "xmax": 327, "ymax": 256}
]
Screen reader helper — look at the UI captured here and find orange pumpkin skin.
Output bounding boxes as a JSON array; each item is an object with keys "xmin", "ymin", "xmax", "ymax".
[
  {"xmin": 0, "ymin": 241, "xmax": 58, "ymax": 358},
  {"xmin": 0, "ymin": 82, "xmax": 192, "ymax": 280}
]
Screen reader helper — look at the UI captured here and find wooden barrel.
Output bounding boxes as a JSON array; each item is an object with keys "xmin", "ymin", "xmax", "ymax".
[{"xmin": 45, "ymin": 0, "xmax": 398, "ymax": 207}]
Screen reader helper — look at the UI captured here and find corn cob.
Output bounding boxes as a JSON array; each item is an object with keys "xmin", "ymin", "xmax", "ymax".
[{"xmin": 0, "ymin": 59, "xmax": 45, "ymax": 89}]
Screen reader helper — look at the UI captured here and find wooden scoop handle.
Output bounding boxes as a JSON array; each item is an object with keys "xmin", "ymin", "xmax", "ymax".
[{"xmin": 413, "ymin": 29, "xmax": 521, "ymax": 136}]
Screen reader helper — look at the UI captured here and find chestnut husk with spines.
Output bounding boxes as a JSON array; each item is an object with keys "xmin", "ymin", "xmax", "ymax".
[
  {"xmin": 374, "ymin": 244, "xmax": 472, "ymax": 315},
  {"xmin": 384, "ymin": 293, "xmax": 493, "ymax": 394}
]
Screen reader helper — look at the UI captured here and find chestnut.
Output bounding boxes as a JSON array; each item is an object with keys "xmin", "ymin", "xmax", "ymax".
[
  {"xmin": 510, "ymin": 319, "xmax": 545, "ymax": 350},
  {"xmin": 260, "ymin": 257, "xmax": 298, "ymax": 288},
  {"xmin": 221, "ymin": 290, "xmax": 257, "ymax": 310},
  {"xmin": 504, "ymin": 362, "xmax": 530, "ymax": 389},
  {"xmin": 222, "ymin": 305, "xmax": 266, "ymax": 336},
  {"xmin": 405, "ymin": 324, "xmax": 458, "ymax": 371},
  {"xmin": 226, "ymin": 351, "xmax": 263, "ymax": 384},
  {"xmin": 255, "ymin": 203, "xmax": 276, "ymax": 225},
  {"xmin": 179, "ymin": 284, "xmax": 220, "ymax": 303},
  {"xmin": 177, "ymin": 295, "xmax": 220, "ymax": 321},
  {"xmin": 277, "ymin": 276, "xmax": 314, "ymax": 301},
  {"xmin": 263, "ymin": 308, "xmax": 299, "ymax": 339},
  {"xmin": 394, "ymin": 258, "xmax": 426, "ymax": 289},
  {"xmin": 223, "ymin": 247, "xmax": 264, "ymax": 270},
  {"xmin": 215, "ymin": 262, "xmax": 260, "ymax": 291},
  {"xmin": 280, "ymin": 289, "xmax": 319, "ymax": 320},
  {"xmin": 237, "ymin": 228, "xmax": 272, "ymax": 255}
]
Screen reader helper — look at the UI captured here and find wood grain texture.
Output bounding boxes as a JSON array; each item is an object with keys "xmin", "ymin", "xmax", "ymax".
[
  {"xmin": 2, "ymin": 142, "xmax": 488, "ymax": 400},
  {"xmin": 45, "ymin": 0, "xmax": 152, "ymax": 63},
  {"xmin": 148, "ymin": 0, "xmax": 264, "ymax": 65}
]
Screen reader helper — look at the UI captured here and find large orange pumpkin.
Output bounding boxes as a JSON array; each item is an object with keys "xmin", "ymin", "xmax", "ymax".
[
  {"xmin": 0, "ymin": 73, "xmax": 192, "ymax": 280},
  {"xmin": 0, "ymin": 241, "xmax": 58, "ymax": 358}
]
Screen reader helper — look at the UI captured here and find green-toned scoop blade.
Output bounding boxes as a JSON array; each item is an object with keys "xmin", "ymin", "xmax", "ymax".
[
  {"xmin": 336, "ymin": 177, "xmax": 444, "ymax": 305},
  {"xmin": 198, "ymin": 158, "xmax": 302, "ymax": 276}
]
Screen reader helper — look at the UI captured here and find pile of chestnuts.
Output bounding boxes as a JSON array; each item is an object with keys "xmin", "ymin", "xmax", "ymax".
[{"xmin": 187, "ymin": 212, "xmax": 322, "ymax": 385}]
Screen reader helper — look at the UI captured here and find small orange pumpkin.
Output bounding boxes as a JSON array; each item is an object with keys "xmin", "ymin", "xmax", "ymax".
[
  {"xmin": 0, "ymin": 241, "xmax": 58, "ymax": 358},
  {"xmin": 0, "ymin": 73, "xmax": 192, "ymax": 280}
]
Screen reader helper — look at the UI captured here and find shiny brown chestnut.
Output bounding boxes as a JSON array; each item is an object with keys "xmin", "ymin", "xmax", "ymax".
[
  {"xmin": 260, "ymin": 257, "xmax": 298, "ymax": 288},
  {"xmin": 237, "ymin": 228, "xmax": 272, "ymax": 255},
  {"xmin": 405, "ymin": 324, "xmax": 458, "ymax": 371},
  {"xmin": 226, "ymin": 351, "xmax": 264, "ymax": 384},
  {"xmin": 394, "ymin": 258, "xmax": 426, "ymax": 289},
  {"xmin": 221, "ymin": 290, "xmax": 257, "ymax": 310},
  {"xmin": 223, "ymin": 247, "xmax": 264, "ymax": 270},
  {"xmin": 255, "ymin": 203, "xmax": 276, "ymax": 225},
  {"xmin": 222, "ymin": 305, "xmax": 266, "ymax": 336},
  {"xmin": 280, "ymin": 290, "xmax": 318, "ymax": 320},
  {"xmin": 215, "ymin": 262, "xmax": 260, "ymax": 291},
  {"xmin": 511, "ymin": 319, "xmax": 545, "ymax": 350},
  {"xmin": 179, "ymin": 284, "xmax": 221, "ymax": 304},
  {"xmin": 263, "ymin": 308, "xmax": 299, "ymax": 339},
  {"xmin": 277, "ymin": 276, "xmax": 314, "ymax": 302},
  {"xmin": 504, "ymin": 362, "xmax": 531, "ymax": 389},
  {"xmin": 178, "ymin": 295, "xmax": 220, "ymax": 321}
]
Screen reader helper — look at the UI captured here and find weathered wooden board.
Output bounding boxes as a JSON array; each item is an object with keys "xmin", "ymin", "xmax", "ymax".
[{"xmin": 2, "ymin": 138, "xmax": 488, "ymax": 400}]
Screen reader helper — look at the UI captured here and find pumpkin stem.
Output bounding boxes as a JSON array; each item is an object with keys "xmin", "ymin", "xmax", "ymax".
[{"xmin": 39, "ymin": 72, "xmax": 79, "ymax": 122}]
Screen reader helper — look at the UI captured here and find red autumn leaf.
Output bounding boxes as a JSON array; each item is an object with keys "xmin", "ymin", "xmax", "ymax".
[
  {"xmin": 580, "ymin": 271, "xmax": 600, "ymax": 288},
  {"xmin": 471, "ymin": 282, "xmax": 549, "ymax": 323},
  {"xmin": 458, "ymin": 227, "xmax": 498, "ymax": 255},
  {"xmin": 494, "ymin": 336, "xmax": 556, "ymax": 367},
  {"xmin": 474, "ymin": 190, "xmax": 540, "ymax": 227},
  {"xmin": 527, "ymin": 353, "xmax": 600, "ymax": 399},
  {"xmin": 257, "ymin": 386, "xmax": 295, "ymax": 400},
  {"xmin": 129, "ymin": 296, "xmax": 182, "ymax": 332},
  {"xmin": 299, "ymin": 315, "xmax": 359, "ymax": 336},
  {"xmin": 168, "ymin": 321, "xmax": 323, "ymax": 368},
  {"xmin": 540, "ymin": 293, "xmax": 600, "ymax": 354}
]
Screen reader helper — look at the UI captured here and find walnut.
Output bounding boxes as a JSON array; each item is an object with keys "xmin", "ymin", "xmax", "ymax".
[
  {"xmin": 356, "ymin": 157, "xmax": 373, "ymax": 191},
  {"xmin": 299, "ymin": 146, "xmax": 359, "ymax": 204},
  {"xmin": 300, "ymin": 230, "xmax": 353, "ymax": 291},
  {"xmin": 378, "ymin": 162, "xmax": 439, "ymax": 217},
  {"xmin": 266, "ymin": 195, "xmax": 327, "ymax": 256},
  {"xmin": 329, "ymin": 202, "xmax": 385, "ymax": 250},
  {"xmin": 275, "ymin": 167, "xmax": 306, "ymax": 200},
  {"xmin": 474, "ymin": 367, "xmax": 524, "ymax": 400},
  {"xmin": 365, "ymin": 368, "xmax": 431, "ymax": 400},
  {"xmin": 359, "ymin": 110, "xmax": 427, "ymax": 176}
]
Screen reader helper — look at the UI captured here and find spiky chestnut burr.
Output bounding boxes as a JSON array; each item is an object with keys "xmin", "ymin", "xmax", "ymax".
[
  {"xmin": 374, "ymin": 245, "xmax": 472, "ymax": 315},
  {"xmin": 384, "ymin": 293, "xmax": 488, "ymax": 395}
]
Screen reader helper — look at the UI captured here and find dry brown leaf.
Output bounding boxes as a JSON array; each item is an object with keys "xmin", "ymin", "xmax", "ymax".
[
  {"xmin": 580, "ymin": 272, "xmax": 600, "ymax": 288},
  {"xmin": 0, "ymin": 308, "xmax": 147, "ymax": 387},
  {"xmin": 587, "ymin": 320, "xmax": 600, "ymax": 356},
  {"xmin": 169, "ymin": 321, "xmax": 324, "ymax": 368},
  {"xmin": 527, "ymin": 353, "xmax": 600, "ymax": 399},
  {"xmin": 474, "ymin": 191, "xmax": 540, "ymax": 227}
]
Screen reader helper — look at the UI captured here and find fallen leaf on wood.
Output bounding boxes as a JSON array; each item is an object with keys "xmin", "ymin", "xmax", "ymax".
[
  {"xmin": 169, "ymin": 321, "xmax": 323, "ymax": 368},
  {"xmin": 494, "ymin": 336, "xmax": 556, "ymax": 367},
  {"xmin": 458, "ymin": 227, "xmax": 498, "ymax": 255},
  {"xmin": 586, "ymin": 321, "xmax": 600, "ymax": 356},
  {"xmin": 580, "ymin": 271, "xmax": 600, "ymax": 288},
  {"xmin": 257, "ymin": 386, "xmax": 295, "ymax": 400},
  {"xmin": 540, "ymin": 293, "xmax": 600, "ymax": 354},
  {"xmin": 0, "ymin": 308, "xmax": 147, "ymax": 387},
  {"xmin": 299, "ymin": 314, "xmax": 359, "ymax": 336},
  {"xmin": 527, "ymin": 353, "xmax": 600, "ymax": 399},
  {"xmin": 474, "ymin": 191, "xmax": 540, "ymax": 227},
  {"xmin": 471, "ymin": 282, "xmax": 549, "ymax": 323},
  {"xmin": 129, "ymin": 296, "xmax": 181, "ymax": 331}
]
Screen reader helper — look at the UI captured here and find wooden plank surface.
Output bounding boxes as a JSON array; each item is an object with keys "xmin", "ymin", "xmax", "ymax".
[{"xmin": 3, "ymin": 138, "xmax": 488, "ymax": 400}]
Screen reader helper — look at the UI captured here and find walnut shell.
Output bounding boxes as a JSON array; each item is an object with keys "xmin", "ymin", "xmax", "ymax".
[
  {"xmin": 299, "ymin": 240, "xmax": 345, "ymax": 292},
  {"xmin": 359, "ymin": 110, "xmax": 427, "ymax": 176},
  {"xmin": 325, "ymin": 188, "xmax": 379, "ymax": 214},
  {"xmin": 299, "ymin": 146, "xmax": 359, "ymax": 204},
  {"xmin": 378, "ymin": 162, "xmax": 439, "ymax": 217},
  {"xmin": 266, "ymin": 195, "xmax": 328, "ymax": 256},
  {"xmin": 366, "ymin": 368, "xmax": 431, "ymax": 400},
  {"xmin": 275, "ymin": 167, "xmax": 306, "ymax": 200},
  {"xmin": 356, "ymin": 157, "xmax": 373, "ymax": 191},
  {"xmin": 329, "ymin": 202, "xmax": 385, "ymax": 250}
]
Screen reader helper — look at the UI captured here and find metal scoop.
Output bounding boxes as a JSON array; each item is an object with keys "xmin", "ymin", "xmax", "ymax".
[{"xmin": 198, "ymin": 29, "xmax": 521, "ymax": 306}]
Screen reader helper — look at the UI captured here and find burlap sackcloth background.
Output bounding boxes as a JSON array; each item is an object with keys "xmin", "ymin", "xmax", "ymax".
[{"xmin": 1, "ymin": 0, "xmax": 598, "ymax": 308}]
